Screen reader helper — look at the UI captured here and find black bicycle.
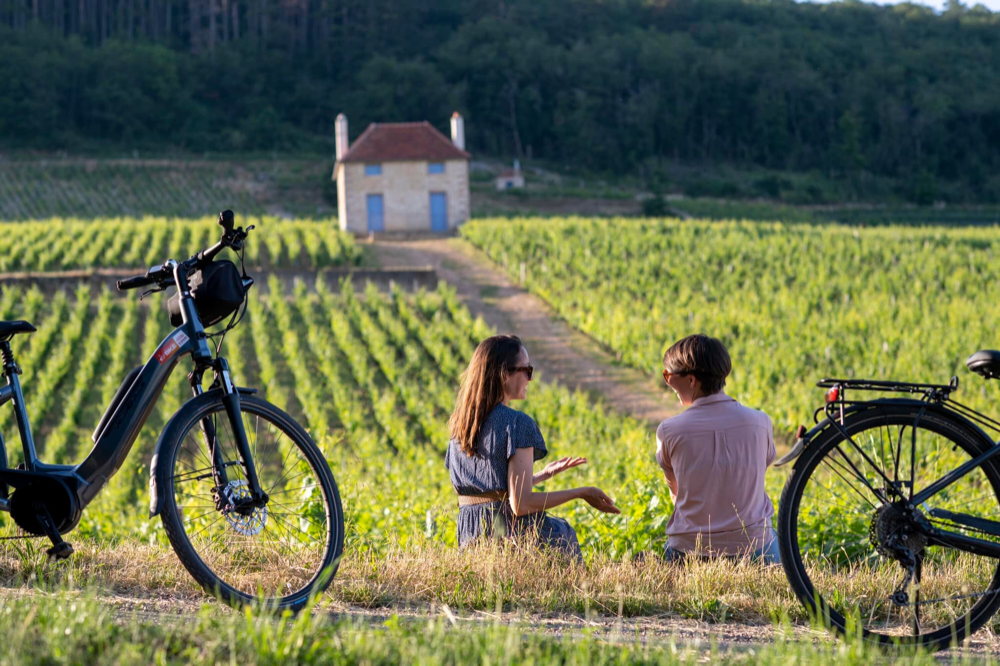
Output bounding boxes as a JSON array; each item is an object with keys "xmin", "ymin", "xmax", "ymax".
[
  {"xmin": 774, "ymin": 351, "xmax": 1000, "ymax": 651},
  {"xmin": 0, "ymin": 211, "xmax": 344, "ymax": 611}
]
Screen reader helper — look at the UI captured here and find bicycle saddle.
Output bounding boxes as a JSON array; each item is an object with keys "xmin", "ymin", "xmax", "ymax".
[
  {"xmin": 967, "ymin": 350, "xmax": 1000, "ymax": 379},
  {"xmin": 0, "ymin": 320, "xmax": 36, "ymax": 341}
]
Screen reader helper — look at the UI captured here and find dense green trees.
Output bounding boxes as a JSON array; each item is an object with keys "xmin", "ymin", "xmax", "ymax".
[{"xmin": 2, "ymin": 0, "xmax": 998, "ymax": 200}]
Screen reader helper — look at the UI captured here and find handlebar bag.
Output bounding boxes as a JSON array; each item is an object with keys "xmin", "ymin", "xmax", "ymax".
[{"xmin": 167, "ymin": 260, "xmax": 246, "ymax": 327}]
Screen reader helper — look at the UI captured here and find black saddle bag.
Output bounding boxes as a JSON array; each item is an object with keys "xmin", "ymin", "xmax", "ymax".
[{"xmin": 167, "ymin": 260, "xmax": 246, "ymax": 327}]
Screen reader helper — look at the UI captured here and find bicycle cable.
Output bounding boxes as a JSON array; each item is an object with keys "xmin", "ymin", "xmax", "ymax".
[
  {"xmin": 207, "ymin": 236, "xmax": 251, "ymax": 357},
  {"xmin": 916, "ymin": 586, "xmax": 1000, "ymax": 606},
  {"xmin": 0, "ymin": 532, "xmax": 42, "ymax": 540}
]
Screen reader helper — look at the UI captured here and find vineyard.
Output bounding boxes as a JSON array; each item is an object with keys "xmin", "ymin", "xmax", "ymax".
[
  {"xmin": 462, "ymin": 216, "xmax": 1000, "ymax": 432},
  {"xmin": 0, "ymin": 161, "xmax": 270, "ymax": 220},
  {"xmin": 4, "ymin": 216, "xmax": 1000, "ymax": 557},
  {"xmin": 0, "ymin": 218, "xmax": 362, "ymax": 272},
  {"xmin": 0, "ymin": 160, "xmax": 343, "ymax": 220},
  {"xmin": 5, "ymin": 214, "xmax": 1000, "ymax": 651},
  {"xmin": 0, "ymin": 277, "xmax": 673, "ymax": 556},
  {"xmin": 672, "ymin": 199, "xmax": 1000, "ymax": 226}
]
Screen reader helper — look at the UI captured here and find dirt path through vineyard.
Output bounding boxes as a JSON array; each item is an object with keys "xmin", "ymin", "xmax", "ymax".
[{"xmin": 370, "ymin": 237, "xmax": 678, "ymax": 429}]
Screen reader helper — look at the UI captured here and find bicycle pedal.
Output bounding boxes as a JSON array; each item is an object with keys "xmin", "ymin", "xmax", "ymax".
[{"xmin": 45, "ymin": 541, "xmax": 74, "ymax": 561}]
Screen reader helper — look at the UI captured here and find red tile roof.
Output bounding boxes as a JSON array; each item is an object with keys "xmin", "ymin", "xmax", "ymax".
[{"xmin": 340, "ymin": 121, "xmax": 471, "ymax": 163}]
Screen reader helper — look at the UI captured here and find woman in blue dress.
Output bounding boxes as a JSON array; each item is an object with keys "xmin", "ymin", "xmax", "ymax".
[{"xmin": 445, "ymin": 335, "xmax": 619, "ymax": 559}]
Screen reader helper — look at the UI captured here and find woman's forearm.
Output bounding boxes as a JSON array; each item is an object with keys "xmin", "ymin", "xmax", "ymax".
[{"xmin": 510, "ymin": 488, "xmax": 580, "ymax": 516}]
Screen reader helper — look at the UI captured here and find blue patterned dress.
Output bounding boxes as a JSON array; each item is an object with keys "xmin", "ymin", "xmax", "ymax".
[{"xmin": 445, "ymin": 404, "xmax": 582, "ymax": 560}]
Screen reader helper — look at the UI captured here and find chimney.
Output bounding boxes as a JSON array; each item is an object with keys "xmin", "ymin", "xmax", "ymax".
[
  {"xmin": 335, "ymin": 113, "xmax": 349, "ymax": 161},
  {"xmin": 450, "ymin": 112, "xmax": 465, "ymax": 151}
]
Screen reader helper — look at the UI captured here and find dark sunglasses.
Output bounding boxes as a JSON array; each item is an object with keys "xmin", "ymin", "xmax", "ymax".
[{"xmin": 510, "ymin": 365, "xmax": 534, "ymax": 380}]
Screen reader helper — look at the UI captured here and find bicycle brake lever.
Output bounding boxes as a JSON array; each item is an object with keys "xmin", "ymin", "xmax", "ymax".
[{"xmin": 139, "ymin": 286, "xmax": 166, "ymax": 300}]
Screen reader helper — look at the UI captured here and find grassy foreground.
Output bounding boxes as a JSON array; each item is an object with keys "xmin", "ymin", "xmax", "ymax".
[
  {"xmin": 0, "ymin": 585, "xmax": 994, "ymax": 665},
  {"xmin": 1, "ymin": 537, "xmax": 795, "ymax": 623},
  {"xmin": 5, "ymin": 535, "xmax": 1000, "ymax": 640}
]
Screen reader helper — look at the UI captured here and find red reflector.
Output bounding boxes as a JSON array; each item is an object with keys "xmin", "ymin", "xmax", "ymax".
[{"xmin": 825, "ymin": 387, "xmax": 840, "ymax": 403}]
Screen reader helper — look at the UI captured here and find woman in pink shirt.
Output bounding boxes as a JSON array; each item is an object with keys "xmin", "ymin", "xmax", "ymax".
[{"xmin": 656, "ymin": 334, "xmax": 779, "ymax": 564}]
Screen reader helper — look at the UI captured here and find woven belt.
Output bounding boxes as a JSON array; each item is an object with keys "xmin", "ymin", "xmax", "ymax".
[{"xmin": 457, "ymin": 490, "xmax": 509, "ymax": 507}]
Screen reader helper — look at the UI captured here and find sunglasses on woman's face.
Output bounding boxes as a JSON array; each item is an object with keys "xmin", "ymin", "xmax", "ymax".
[
  {"xmin": 662, "ymin": 368, "xmax": 690, "ymax": 384},
  {"xmin": 510, "ymin": 365, "xmax": 534, "ymax": 380}
]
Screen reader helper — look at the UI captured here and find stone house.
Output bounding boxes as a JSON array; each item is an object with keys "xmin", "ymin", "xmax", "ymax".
[
  {"xmin": 495, "ymin": 159, "xmax": 525, "ymax": 190},
  {"xmin": 333, "ymin": 112, "xmax": 471, "ymax": 234}
]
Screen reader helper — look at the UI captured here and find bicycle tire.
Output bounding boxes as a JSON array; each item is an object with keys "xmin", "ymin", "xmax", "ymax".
[
  {"xmin": 777, "ymin": 401, "xmax": 1000, "ymax": 651},
  {"xmin": 158, "ymin": 392, "xmax": 344, "ymax": 611}
]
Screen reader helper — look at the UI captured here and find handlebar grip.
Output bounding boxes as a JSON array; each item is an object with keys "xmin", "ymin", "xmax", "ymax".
[
  {"xmin": 117, "ymin": 275, "xmax": 155, "ymax": 291},
  {"xmin": 219, "ymin": 210, "xmax": 235, "ymax": 232}
]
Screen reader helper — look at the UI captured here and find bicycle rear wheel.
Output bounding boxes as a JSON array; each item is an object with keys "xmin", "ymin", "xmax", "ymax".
[
  {"xmin": 158, "ymin": 393, "xmax": 343, "ymax": 610},
  {"xmin": 778, "ymin": 402, "xmax": 1000, "ymax": 651}
]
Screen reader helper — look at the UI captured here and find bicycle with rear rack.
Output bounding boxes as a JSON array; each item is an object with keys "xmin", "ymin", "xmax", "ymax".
[
  {"xmin": 775, "ymin": 350, "xmax": 1000, "ymax": 650},
  {"xmin": 0, "ymin": 211, "xmax": 344, "ymax": 611}
]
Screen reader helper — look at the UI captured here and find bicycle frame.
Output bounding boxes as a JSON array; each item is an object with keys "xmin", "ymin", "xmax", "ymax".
[
  {"xmin": 0, "ymin": 260, "xmax": 258, "ymax": 535},
  {"xmin": 789, "ymin": 378, "xmax": 1000, "ymax": 560}
]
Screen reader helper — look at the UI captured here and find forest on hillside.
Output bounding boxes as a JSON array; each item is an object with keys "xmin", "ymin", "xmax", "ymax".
[{"xmin": 1, "ymin": 0, "xmax": 999, "ymax": 201}]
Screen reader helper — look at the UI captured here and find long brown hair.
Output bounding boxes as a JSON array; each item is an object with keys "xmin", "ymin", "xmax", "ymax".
[{"xmin": 449, "ymin": 334, "xmax": 524, "ymax": 456}]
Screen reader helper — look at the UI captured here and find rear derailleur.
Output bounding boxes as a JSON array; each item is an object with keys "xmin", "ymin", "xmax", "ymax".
[{"xmin": 870, "ymin": 502, "xmax": 928, "ymax": 607}]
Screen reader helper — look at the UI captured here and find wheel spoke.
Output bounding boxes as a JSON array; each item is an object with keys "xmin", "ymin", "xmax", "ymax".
[
  {"xmin": 788, "ymin": 409, "xmax": 1000, "ymax": 644},
  {"xmin": 164, "ymin": 402, "xmax": 338, "ymax": 606},
  {"xmin": 819, "ymin": 450, "xmax": 879, "ymax": 509}
]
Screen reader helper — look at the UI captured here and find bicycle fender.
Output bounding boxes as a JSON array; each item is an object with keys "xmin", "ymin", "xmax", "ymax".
[
  {"xmin": 148, "ymin": 386, "xmax": 258, "ymax": 517},
  {"xmin": 775, "ymin": 398, "xmax": 922, "ymax": 468},
  {"xmin": 773, "ymin": 398, "xmax": 998, "ymax": 470},
  {"xmin": 148, "ymin": 452, "xmax": 162, "ymax": 517},
  {"xmin": 774, "ymin": 399, "xmax": 915, "ymax": 468},
  {"xmin": 774, "ymin": 423, "xmax": 825, "ymax": 467}
]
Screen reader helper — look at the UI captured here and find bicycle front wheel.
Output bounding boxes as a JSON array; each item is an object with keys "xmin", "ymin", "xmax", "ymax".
[
  {"xmin": 778, "ymin": 402, "xmax": 1000, "ymax": 651},
  {"xmin": 158, "ymin": 393, "xmax": 344, "ymax": 610}
]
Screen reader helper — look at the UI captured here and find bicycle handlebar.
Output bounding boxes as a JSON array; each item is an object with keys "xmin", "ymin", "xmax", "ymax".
[
  {"xmin": 116, "ymin": 210, "xmax": 252, "ymax": 292},
  {"xmin": 117, "ymin": 274, "xmax": 157, "ymax": 291}
]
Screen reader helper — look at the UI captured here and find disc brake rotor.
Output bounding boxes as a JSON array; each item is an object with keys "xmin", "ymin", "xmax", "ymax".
[{"xmin": 221, "ymin": 480, "xmax": 268, "ymax": 536}]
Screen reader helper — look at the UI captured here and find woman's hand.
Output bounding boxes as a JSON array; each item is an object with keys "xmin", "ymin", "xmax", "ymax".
[
  {"xmin": 533, "ymin": 456, "xmax": 587, "ymax": 485},
  {"xmin": 579, "ymin": 487, "xmax": 620, "ymax": 514}
]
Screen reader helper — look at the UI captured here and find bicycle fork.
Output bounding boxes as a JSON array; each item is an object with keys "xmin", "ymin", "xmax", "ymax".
[{"xmin": 191, "ymin": 359, "xmax": 268, "ymax": 514}]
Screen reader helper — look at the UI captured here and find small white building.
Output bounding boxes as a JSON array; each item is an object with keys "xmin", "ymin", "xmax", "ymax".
[
  {"xmin": 333, "ymin": 112, "xmax": 471, "ymax": 234},
  {"xmin": 495, "ymin": 160, "xmax": 525, "ymax": 191}
]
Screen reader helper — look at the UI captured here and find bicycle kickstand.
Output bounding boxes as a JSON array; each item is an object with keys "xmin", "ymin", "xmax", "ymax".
[{"xmin": 31, "ymin": 501, "xmax": 74, "ymax": 561}]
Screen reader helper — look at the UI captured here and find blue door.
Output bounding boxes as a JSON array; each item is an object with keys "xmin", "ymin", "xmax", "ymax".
[
  {"xmin": 430, "ymin": 192, "xmax": 448, "ymax": 232},
  {"xmin": 367, "ymin": 194, "xmax": 384, "ymax": 233}
]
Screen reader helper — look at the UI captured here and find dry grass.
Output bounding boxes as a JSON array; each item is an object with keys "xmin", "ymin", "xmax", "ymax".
[
  {"xmin": 5, "ymin": 537, "xmax": 1000, "ymax": 631},
  {"xmin": 333, "ymin": 541, "xmax": 798, "ymax": 623},
  {"xmin": 0, "ymin": 537, "xmax": 797, "ymax": 623},
  {"xmin": 8, "ymin": 537, "xmax": 1000, "ymax": 657}
]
